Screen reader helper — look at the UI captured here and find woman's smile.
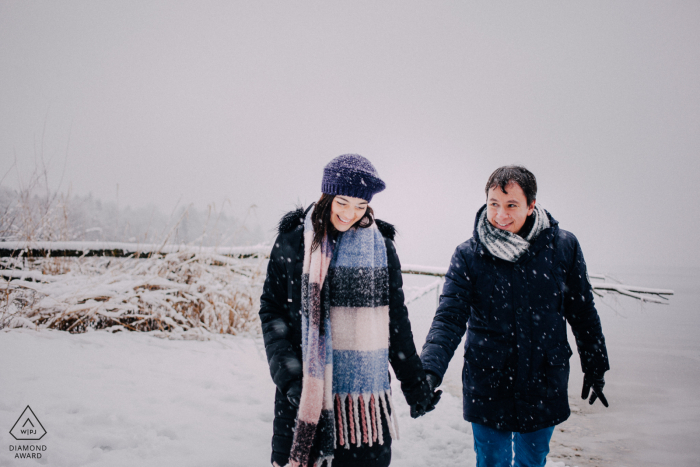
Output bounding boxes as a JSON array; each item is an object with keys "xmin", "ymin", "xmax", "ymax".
[{"xmin": 336, "ymin": 214, "xmax": 352, "ymax": 224}]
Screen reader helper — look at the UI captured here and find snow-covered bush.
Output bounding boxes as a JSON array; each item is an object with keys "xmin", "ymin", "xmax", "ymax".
[{"xmin": 0, "ymin": 252, "xmax": 266, "ymax": 338}]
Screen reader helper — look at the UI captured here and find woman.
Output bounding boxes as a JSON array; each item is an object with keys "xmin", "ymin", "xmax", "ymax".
[{"xmin": 260, "ymin": 154, "xmax": 436, "ymax": 467}]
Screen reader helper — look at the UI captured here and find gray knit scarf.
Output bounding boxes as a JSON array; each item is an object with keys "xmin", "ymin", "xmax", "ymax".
[{"xmin": 476, "ymin": 204, "xmax": 550, "ymax": 262}]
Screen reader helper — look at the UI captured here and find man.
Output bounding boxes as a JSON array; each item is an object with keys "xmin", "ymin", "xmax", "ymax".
[{"xmin": 420, "ymin": 166, "xmax": 609, "ymax": 467}]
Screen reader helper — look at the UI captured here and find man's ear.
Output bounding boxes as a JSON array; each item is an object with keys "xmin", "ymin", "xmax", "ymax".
[{"xmin": 527, "ymin": 200, "xmax": 536, "ymax": 216}]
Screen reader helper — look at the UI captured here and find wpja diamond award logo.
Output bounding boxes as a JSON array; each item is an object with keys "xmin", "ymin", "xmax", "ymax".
[{"xmin": 8, "ymin": 406, "xmax": 47, "ymax": 459}]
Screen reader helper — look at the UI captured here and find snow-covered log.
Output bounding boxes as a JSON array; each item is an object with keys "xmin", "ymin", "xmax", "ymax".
[
  {"xmin": 0, "ymin": 241, "xmax": 270, "ymax": 259},
  {"xmin": 401, "ymin": 264, "xmax": 449, "ymax": 276}
]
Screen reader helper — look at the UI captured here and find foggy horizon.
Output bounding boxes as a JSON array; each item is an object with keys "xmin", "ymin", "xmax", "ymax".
[{"xmin": 2, "ymin": 1, "xmax": 699, "ymax": 272}]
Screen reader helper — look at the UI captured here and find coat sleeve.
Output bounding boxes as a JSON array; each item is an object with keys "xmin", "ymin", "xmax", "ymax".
[
  {"xmin": 420, "ymin": 244, "xmax": 475, "ymax": 383},
  {"xmin": 385, "ymin": 238, "xmax": 431, "ymax": 406},
  {"xmin": 561, "ymin": 232, "xmax": 610, "ymax": 377},
  {"xmin": 259, "ymin": 234, "xmax": 303, "ymax": 395}
]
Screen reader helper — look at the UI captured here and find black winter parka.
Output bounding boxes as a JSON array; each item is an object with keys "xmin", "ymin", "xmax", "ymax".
[
  {"xmin": 421, "ymin": 206, "xmax": 609, "ymax": 433},
  {"xmin": 260, "ymin": 206, "xmax": 429, "ymax": 467}
]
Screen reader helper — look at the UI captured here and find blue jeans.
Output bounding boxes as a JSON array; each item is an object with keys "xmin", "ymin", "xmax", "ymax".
[{"xmin": 471, "ymin": 423, "xmax": 555, "ymax": 467}]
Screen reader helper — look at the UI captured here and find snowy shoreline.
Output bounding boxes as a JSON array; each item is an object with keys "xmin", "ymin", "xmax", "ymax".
[
  {"xmin": 1, "ymin": 267, "xmax": 698, "ymax": 467},
  {"xmin": 0, "ymin": 329, "xmax": 570, "ymax": 467}
]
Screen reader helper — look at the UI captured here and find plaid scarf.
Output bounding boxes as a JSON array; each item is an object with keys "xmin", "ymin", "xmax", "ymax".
[
  {"xmin": 476, "ymin": 204, "xmax": 550, "ymax": 262},
  {"xmin": 288, "ymin": 207, "xmax": 398, "ymax": 467}
]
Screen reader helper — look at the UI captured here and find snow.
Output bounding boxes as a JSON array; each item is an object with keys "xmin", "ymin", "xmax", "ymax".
[
  {"xmin": 1, "ymin": 266, "xmax": 698, "ymax": 466},
  {"xmin": 0, "ymin": 330, "xmax": 568, "ymax": 467},
  {"xmin": 0, "ymin": 330, "xmax": 271, "ymax": 466}
]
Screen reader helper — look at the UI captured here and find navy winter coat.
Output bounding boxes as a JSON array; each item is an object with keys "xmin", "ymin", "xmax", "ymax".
[
  {"xmin": 260, "ymin": 206, "xmax": 430, "ymax": 467},
  {"xmin": 421, "ymin": 206, "xmax": 609, "ymax": 433}
]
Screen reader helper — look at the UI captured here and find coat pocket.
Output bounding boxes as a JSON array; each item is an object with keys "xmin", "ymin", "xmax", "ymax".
[
  {"xmin": 545, "ymin": 343, "xmax": 573, "ymax": 400},
  {"xmin": 463, "ymin": 344, "xmax": 513, "ymax": 398}
]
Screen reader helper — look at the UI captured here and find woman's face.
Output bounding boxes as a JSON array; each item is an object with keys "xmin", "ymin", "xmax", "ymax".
[
  {"xmin": 486, "ymin": 182, "xmax": 535, "ymax": 235},
  {"xmin": 330, "ymin": 195, "xmax": 368, "ymax": 232}
]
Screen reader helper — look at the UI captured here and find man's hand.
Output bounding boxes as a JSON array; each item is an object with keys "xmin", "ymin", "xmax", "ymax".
[
  {"xmin": 581, "ymin": 374, "xmax": 608, "ymax": 407},
  {"xmin": 410, "ymin": 389, "xmax": 442, "ymax": 418},
  {"xmin": 287, "ymin": 380, "xmax": 302, "ymax": 408},
  {"xmin": 426, "ymin": 372, "xmax": 440, "ymax": 392},
  {"xmin": 425, "ymin": 389, "xmax": 442, "ymax": 413},
  {"xmin": 410, "ymin": 372, "xmax": 442, "ymax": 418},
  {"xmin": 410, "ymin": 400, "xmax": 427, "ymax": 418}
]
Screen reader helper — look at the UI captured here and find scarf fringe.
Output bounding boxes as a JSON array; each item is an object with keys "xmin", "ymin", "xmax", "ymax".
[
  {"xmin": 387, "ymin": 392, "xmax": 399, "ymax": 440},
  {"xmin": 335, "ymin": 390, "xmax": 397, "ymax": 449},
  {"xmin": 379, "ymin": 391, "xmax": 397, "ymax": 440},
  {"xmin": 370, "ymin": 393, "xmax": 380, "ymax": 444},
  {"xmin": 286, "ymin": 456, "xmax": 333, "ymax": 467},
  {"xmin": 360, "ymin": 393, "xmax": 371, "ymax": 446},
  {"xmin": 353, "ymin": 394, "xmax": 361, "ymax": 448}
]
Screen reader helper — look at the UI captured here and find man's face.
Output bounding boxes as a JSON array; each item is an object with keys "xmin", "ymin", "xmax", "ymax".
[{"xmin": 486, "ymin": 182, "xmax": 535, "ymax": 235}]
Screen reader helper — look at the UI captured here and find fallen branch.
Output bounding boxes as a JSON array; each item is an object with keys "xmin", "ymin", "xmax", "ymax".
[{"xmin": 399, "ymin": 264, "xmax": 674, "ymax": 304}]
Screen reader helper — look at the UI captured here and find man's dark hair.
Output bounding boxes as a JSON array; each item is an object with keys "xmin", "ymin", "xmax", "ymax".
[{"xmin": 485, "ymin": 165, "xmax": 537, "ymax": 206}]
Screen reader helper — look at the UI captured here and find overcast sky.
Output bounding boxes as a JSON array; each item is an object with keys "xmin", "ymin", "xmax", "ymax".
[{"xmin": 1, "ymin": 1, "xmax": 698, "ymax": 271}]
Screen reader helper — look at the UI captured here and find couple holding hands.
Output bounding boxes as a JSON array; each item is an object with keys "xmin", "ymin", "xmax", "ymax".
[{"xmin": 260, "ymin": 154, "xmax": 609, "ymax": 467}]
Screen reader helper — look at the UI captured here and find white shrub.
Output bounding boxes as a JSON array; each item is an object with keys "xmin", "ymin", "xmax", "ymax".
[{"xmin": 1, "ymin": 253, "xmax": 267, "ymax": 338}]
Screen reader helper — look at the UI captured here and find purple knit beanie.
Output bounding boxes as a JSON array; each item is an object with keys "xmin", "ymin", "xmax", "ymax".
[{"xmin": 321, "ymin": 154, "xmax": 386, "ymax": 203}]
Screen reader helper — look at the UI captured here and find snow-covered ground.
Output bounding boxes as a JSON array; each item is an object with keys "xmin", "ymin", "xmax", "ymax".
[
  {"xmin": 0, "ymin": 329, "xmax": 570, "ymax": 467},
  {"xmin": 1, "ymin": 266, "xmax": 698, "ymax": 466}
]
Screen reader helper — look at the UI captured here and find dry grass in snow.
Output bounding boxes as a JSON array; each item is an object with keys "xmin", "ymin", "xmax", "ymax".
[{"xmin": 0, "ymin": 252, "xmax": 266, "ymax": 338}]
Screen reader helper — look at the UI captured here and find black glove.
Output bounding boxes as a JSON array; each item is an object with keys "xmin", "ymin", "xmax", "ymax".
[
  {"xmin": 286, "ymin": 380, "xmax": 302, "ymax": 408},
  {"xmin": 410, "ymin": 373, "xmax": 443, "ymax": 418},
  {"xmin": 424, "ymin": 372, "xmax": 442, "ymax": 413},
  {"xmin": 581, "ymin": 374, "xmax": 608, "ymax": 407},
  {"xmin": 424, "ymin": 389, "xmax": 442, "ymax": 413},
  {"xmin": 410, "ymin": 400, "xmax": 427, "ymax": 418},
  {"xmin": 410, "ymin": 393, "xmax": 442, "ymax": 418},
  {"xmin": 426, "ymin": 372, "xmax": 440, "ymax": 392}
]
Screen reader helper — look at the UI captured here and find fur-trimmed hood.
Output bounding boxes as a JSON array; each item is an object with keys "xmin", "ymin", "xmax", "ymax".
[{"xmin": 277, "ymin": 205, "xmax": 396, "ymax": 240}]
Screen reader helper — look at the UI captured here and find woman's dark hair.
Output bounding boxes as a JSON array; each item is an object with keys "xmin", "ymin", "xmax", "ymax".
[
  {"xmin": 310, "ymin": 194, "xmax": 374, "ymax": 252},
  {"xmin": 485, "ymin": 165, "xmax": 537, "ymax": 206}
]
